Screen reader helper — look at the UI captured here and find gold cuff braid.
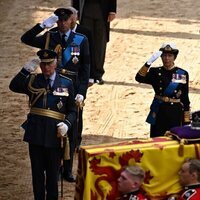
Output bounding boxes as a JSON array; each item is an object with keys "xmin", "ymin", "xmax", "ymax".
[{"xmin": 138, "ymin": 65, "xmax": 149, "ymax": 76}]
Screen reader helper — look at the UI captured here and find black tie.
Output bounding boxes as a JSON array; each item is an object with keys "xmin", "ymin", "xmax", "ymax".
[
  {"xmin": 46, "ymin": 78, "xmax": 51, "ymax": 90},
  {"xmin": 61, "ymin": 34, "xmax": 66, "ymax": 48}
]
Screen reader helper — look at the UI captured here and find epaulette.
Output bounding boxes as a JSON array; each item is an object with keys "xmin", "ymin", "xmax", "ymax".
[
  {"xmin": 59, "ymin": 73, "xmax": 72, "ymax": 81},
  {"xmin": 182, "ymin": 189, "xmax": 196, "ymax": 199},
  {"xmin": 73, "ymin": 31, "xmax": 86, "ymax": 38}
]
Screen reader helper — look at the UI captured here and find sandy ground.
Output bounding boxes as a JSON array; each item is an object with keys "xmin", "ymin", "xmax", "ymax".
[{"xmin": 0, "ymin": 0, "xmax": 200, "ymax": 199}]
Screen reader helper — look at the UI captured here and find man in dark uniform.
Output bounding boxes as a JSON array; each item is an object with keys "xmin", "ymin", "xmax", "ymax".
[
  {"xmin": 9, "ymin": 49, "xmax": 76, "ymax": 200},
  {"xmin": 21, "ymin": 8, "xmax": 90, "ymax": 182},
  {"xmin": 135, "ymin": 42, "xmax": 190, "ymax": 137},
  {"xmin": 117, "ymin": 165, "xmax": 148, "ymax": 200},
  {"xmin": 72, "ymin": 0, "xmax": 117, "ymax": 84},
  {"xmin": 67, "ymin": 6, "xmax": 95, "ymax": 87},
  {"xmin": 50, "ymin": 6, "xmax": 94, "ymax": 148},
  {"xmin": 178, "ymin": 158, "xmax": 200, "ymax": 200}
]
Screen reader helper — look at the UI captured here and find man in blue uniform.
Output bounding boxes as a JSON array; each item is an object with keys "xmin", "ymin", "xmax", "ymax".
[
  {"xmin": 50, "ymin": 6, "xmax": 94, "ymax": 148},
  {"xmin": 21, "ymin": 8, "xmax": 90, "ymax": 182},
  {"xmin": 135, "ymin": 42, "xmax": 190, "ymax": 137},
  {"xmin": 9, "ymin": 49, "xmax": 76, "ymax": 200}
]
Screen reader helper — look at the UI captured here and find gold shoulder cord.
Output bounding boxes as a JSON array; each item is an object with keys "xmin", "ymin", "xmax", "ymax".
[
  {"xmin": 28, "ymin": 74, "xmax": 46, "ymax": 107},
  {"xmin": 54, "ymin": 44, "xmax": 62, "ymax": 67},
  {"xmin": 45, "ymin": 32, "xmax": 50, "ymax": 49}
]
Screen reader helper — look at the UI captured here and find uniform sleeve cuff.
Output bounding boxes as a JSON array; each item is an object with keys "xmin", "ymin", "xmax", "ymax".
[
  {"xmin": 145, "ymin": 62, "xmax": 151, "ymax": 67},
  {"xmin": 20, "ymin": 68, "xmax": 31, "ymax": 76}
]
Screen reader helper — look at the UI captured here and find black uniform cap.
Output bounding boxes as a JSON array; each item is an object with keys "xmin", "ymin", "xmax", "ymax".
[
  {"xmin": 54, "ymin": 8, "xmax": 73, "ymax": 20},
  {"xmin": 37, "ymin": 49, "xmax": 57, "ymax": 63}
]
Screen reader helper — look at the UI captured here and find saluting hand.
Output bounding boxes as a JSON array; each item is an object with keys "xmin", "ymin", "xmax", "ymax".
[
  {"xmin": 23, "ymin": 58, "xmax": 40, "ymax": 72},
  {"xmin": 40, "ymin": 15, "xmax": 58, "ymax": 29},
  {"xmin": 146, "ymin": 51, "xmax": 162, "ymax": 65}
]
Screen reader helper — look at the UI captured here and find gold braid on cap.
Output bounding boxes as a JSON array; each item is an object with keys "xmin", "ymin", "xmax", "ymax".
[
  {"xmin": 138, "ymin": 65, "xmax": 149, "ymax": 76},
  {"xmin": 28, "ymin": 74, "xmax": 46, "ymax": 107}
]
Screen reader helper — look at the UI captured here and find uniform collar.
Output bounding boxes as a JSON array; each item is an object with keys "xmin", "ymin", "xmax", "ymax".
[
  {"xmin": 44, "ymin": 71, "xmax": 56, "ymax": 82},
  {"xmin": 122, "ymin": 189, "xmax": 140, "ymax": 197},
  {"xmin": 59, "ymin": 29, "xmax": 71, "ymax": 38},
  {"xmin": 185, "ymin": 183, "xmax": 200, "ymax": 190}
]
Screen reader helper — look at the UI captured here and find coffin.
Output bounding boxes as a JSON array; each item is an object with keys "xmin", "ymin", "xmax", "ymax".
[{"xmin": 74, "ymin": 137, "xmax": 200, "ymax": 200}]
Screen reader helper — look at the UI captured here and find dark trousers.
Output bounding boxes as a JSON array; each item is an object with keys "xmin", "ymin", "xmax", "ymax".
[
  {"xmin": 29, "ymin": 144, "xmax": 60, "ymax": 200},
  {"xmin": 77, "ymin": 108, "xmax": 83, "ymax": 147},
  {"xmin": 81, "ymin": 2, "xmax": 107, "ymax": 79},
  {"xmin": 150, "ymin": 103, "xmax": 183, "ymax": 137}
]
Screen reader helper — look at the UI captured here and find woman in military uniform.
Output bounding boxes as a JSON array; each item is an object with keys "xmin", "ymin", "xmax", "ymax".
[{"xmin": 135, "ymin": 42, "xmax": 190, "ymax": 137}]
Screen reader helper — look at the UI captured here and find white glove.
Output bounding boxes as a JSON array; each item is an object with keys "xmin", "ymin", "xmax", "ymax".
[
  {"xmin": 146, "ymin": 51, "xmax": 162, "ymax": 65},
  {"xmin": 40, "ymin": 15, "xmax": 58, "ymax": 29},
  {"xmin": 89, "ymin": 78, "xmax": 94, "ymax": 84},
  {"xmin": 75, "ymin": 94, "xmax": 84, "ymax": 103},
  {"xmin": 23, "ymin": 59, "xmax": 40, "ymax": 72},
  {"xmin": 57, "ymin": 122, "xmax": 68, "ymax": 137},
  {"xmin": 88, "ymin": 78, "xmax": 94, "ymax": 87}
]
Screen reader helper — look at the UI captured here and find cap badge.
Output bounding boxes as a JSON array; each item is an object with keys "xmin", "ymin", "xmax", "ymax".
[
  {"xmin": 164, "ymin": 45, "xmax": 172, "ymax": 51},
  {"xmin": 43, "ymin": 52, "xmax": 49, "ymax": 58}
]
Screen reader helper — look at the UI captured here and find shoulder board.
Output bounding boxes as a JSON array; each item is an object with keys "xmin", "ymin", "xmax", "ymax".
[
  {"xmin": 48, "ymin": 28, "xmax": 59, "ymax": 33},
  {"xmin": 30, "ymin": 73, "xmax": 38, "ymax": 77},
  {"xmin": 59, "ymin": 74, "xmax": 72, "ymax": 82},
  {"xmin": 182, "ymin": 189, "xmax": 196, "ymax": 199},
  {"xmin": 175, "ymin": 67, "xmax": 187, "ymax": 73},
  {"xmin": 74, "ymin": 32, "xmax": 86, "ymax": 39}
]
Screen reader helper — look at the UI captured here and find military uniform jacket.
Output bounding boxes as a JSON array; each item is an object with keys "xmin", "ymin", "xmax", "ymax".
[
  {"xmin": 117, "ymin": 190, "xmax": 148, "ymax": 200},
  {"xmin": 21, "ymin": 24, "xmax": 90, "ymax": 98},
  {"xmin": 178, "ymin": 184, "xmax": 200, "ymax": 200},
  {"xmin": 72, "ymin": 0, "xmax": 117, "ymax": 42},
  {"xmin": 135, "ymin": 66, "xmax": 190, "ymax": 112},
  {"xmin": 9, "ymin": 68, "xmax": 76, "ymax": 148}
]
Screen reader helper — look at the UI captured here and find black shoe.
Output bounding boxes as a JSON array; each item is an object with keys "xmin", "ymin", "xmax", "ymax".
[
  {"xmin": 63, "ymin": 174, "xmax": 76, "ymax": 183},
  {"xmin": 96, "ymin": 78, "xmax": 104, "ymax": 85}
]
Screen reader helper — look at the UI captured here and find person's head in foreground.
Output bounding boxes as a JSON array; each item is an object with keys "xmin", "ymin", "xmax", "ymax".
[
  {"xmin": 118, "ymin": 165, "xmax": 145, "ymax": 194},
  {"xmin": 179, "ymin": 158, "xmax": 200, "ymax": 186}
]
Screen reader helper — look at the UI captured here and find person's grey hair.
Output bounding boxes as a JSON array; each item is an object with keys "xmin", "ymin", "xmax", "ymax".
[
  {"xmin": 66, "ymin": 6, "xmax": 78, "ymax": 16},
  {"xmin": 185, "ymin": 158, "xmax": 200, "ymax": 181},
  {"xmin": 125, "ymin": 165, "xmax": 145, "ymax": 181}
]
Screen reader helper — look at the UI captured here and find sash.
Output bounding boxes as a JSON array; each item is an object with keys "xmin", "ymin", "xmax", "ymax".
[
  {"xmin": 62, "ymin": 34, "xmax": 84, "ymax": 67},
  {"xmin": 146, "ymin": 69, "xmax": 185, "ymax": 125}
]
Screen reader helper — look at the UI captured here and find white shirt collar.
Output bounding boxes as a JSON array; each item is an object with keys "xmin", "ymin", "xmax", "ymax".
[{"xmin": 59, "ymin": 29, "xmax": 71, "ymax": 38}]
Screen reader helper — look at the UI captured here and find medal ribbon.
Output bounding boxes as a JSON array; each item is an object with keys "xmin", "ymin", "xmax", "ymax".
[{"xmin": 62, "ymin": 34, "xmax": 84, "ymax": 66}]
